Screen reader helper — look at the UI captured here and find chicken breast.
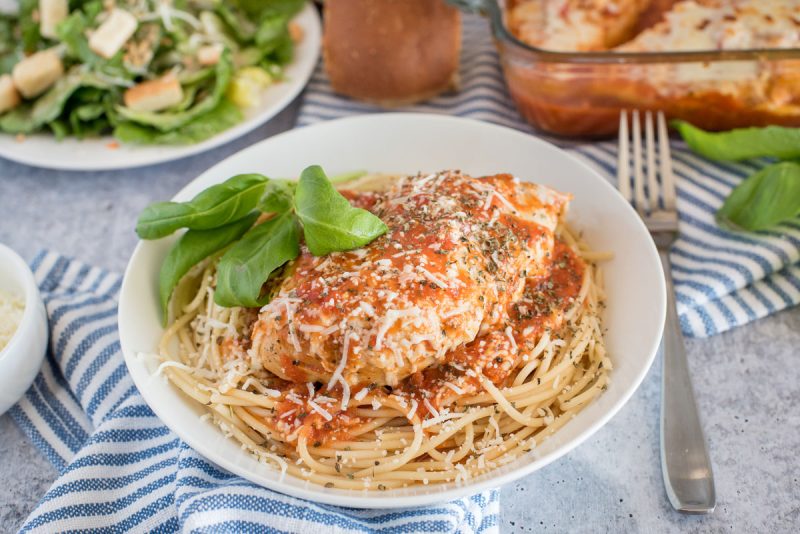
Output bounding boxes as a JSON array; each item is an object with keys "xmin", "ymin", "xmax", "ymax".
[
  {"xmin": 618, "ymin": 0, "xmax": 800, "ymax": 52},
  {"xmin": 507, "ymin": 0, "xmax": 652, "ymax": 51},
  {"xmin": 250, "ymin": 171, "xmax": 570, "ymax": 387}
]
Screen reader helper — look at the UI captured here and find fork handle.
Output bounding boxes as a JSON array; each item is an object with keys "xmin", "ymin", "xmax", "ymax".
[{"xmin": 659, "ymin": 250, "xmax": 716, "ymax": 514}]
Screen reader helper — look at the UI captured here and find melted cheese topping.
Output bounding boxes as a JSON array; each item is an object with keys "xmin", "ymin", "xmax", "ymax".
[
  {"xmin": 507, "ymin": 0, "xmax": 650, "ymax": 51},
  {"xmin": 620, "ymin": 0, "xmax": 800, "ymax": 52},
  {"xmin": 251, "ymin": 171, "xmax": 570, "ymax": 388},
  {"xmin": 509, "ymin": 0, "xmax": 800, "ymax": 53}
]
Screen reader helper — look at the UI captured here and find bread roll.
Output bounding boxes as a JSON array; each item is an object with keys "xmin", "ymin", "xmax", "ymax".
[{"xmin": 323, "ymin": 0, "xmax": 461, "ymax": 106}]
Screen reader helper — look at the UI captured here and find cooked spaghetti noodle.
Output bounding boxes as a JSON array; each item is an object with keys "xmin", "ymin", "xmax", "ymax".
[{"xmin": 150, "ymin": 172, "xmax": 611, "ymax": 490}]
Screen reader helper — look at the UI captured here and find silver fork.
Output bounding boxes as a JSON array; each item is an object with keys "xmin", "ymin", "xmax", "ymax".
[{"xmin": 618, "ymin": 110, "xmax": 716, "ymax": 514}]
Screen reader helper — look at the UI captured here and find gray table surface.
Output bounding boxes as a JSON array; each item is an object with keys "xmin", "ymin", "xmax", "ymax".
[{"xmin": 0, "ymin": 99, "xmax": 798, "ymax": 533}]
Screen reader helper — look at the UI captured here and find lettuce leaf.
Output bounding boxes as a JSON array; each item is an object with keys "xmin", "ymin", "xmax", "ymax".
[
  {"xmin": 113, "ymin": 99, "xmax": 242, "ymax": 145},
  {"xmin": 19, "ymin": 0, "xmax": 40, "ymax": 52},
  {"xmin": 114, "ymin": 51, "xmax": 233, "ymax": 131},
  {"xmin": 0, "ymin": 71, "xmax": 111, "ymax": 133}
]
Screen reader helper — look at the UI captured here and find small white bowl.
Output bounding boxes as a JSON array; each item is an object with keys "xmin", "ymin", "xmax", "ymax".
[{"xmin": 0, "ymin": 243, "xmax": 48, "ymax": 415}]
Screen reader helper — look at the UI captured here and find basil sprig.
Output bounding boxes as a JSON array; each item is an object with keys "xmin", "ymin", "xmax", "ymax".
[
  {"xmin": 158, "ymin": 213, "xmax": 259, "ymax": 319},
  {"xmin": 137, "ymin": 165, "xmax": 388, "ymax": 323},
  {"xmin": 214, "ymin": 212, "xmax": 301, "ymax": 307},
  {"xmin": 674, "ymin": 121, "xmax": 800, "ymax": 232},
  {"xmin": 136, "ymin": 173, "xmax": 268, "ymax": 239},
  {"xmin": 296, "ymin": 166, "xmax": 389, "ymax": 255}
]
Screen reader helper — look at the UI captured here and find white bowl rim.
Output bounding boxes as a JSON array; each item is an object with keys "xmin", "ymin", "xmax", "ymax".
[
  {"xmin": 119, "ymin": 112, "xmax": 666, "ymax": 508},
  {"xmin": 0, "ymin": 243, "xmax": 44, "ymax": 361}
]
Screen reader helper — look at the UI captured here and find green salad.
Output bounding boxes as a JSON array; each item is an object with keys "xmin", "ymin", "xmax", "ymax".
[{"xmin": 0, "ymin": 0, "xmax": 305, "ymax": 144}]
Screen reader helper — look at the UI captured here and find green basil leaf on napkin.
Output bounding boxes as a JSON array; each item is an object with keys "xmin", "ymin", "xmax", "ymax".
[
  {"xmin": 158, "ymin": 213, "xmax": 258, "ymax": 325},
  {"xmin": 214, "ymin": 211, "xmax": 300, "ymax": 308},
  {"xmin": 673, "ymin": 120, "xmax": 800, "ymax": 161},
  {"xmin": 294, "ymin": 165, "xmax": 388, "ymax": 256},
  {"xmin": 717, "ymin": 161, "xmax": 800, "ymax": 231},
  {"xmin": 136, "ymin": 173, "xmax": 267, "ymax": 239}
]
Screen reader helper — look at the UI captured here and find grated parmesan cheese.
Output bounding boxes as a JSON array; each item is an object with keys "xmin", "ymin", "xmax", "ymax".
[
  {"xmin": 0, "ymin": 289, "xmax": 24, "ymax": 351},
  {"xmin": 308, "ymin": 399, "xmax": 333, "ymax": 421}
]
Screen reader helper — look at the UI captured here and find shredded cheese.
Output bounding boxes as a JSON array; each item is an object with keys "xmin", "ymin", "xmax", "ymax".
[
  {"xmin": 0, "ymin": 289, "xmax": 24, "ymax": 351},
  {"xmin": 308, "ymin": 399, "xmax": 333, "ymax": 421},
  {"xmin": 423, "ymin": 398, "xmax": 440, "ymax": 418},
  {"xmin": 443, "ymin": 381, "xmax": 465, "ymax": 395}
]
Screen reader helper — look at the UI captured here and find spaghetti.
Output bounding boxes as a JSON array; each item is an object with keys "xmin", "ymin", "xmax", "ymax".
[{"xmin": 150, "ymin": 173, "xmax": 611, "ymax": 490}]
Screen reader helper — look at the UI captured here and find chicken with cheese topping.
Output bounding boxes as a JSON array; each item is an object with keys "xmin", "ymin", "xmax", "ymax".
[
  {"xmin": 250, "ymin": 171, "xmax": 570, "ymax": 389},
  {"xmin": 507, "ymin": 0, "xmax": 652, "ymax": 51},
  {"xmin": 619, "ymin": 0, "xmax": 800, "ymax": 52},
  {"xmin": 509, "ymin": 0, "xmax": 800, "ymax": 52}
]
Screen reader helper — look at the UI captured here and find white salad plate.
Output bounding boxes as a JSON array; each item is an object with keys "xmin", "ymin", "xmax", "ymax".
[
  {"xmin": 0, "ymin": 243, "xmax": 48, "ymax": 415},
  {"xmin": 119, "ymin": 113, "xmax": 666, "ymax": 508},
  {"xmin": 0, "ymin": 4, "xmax": 320, "ymax": 172}
]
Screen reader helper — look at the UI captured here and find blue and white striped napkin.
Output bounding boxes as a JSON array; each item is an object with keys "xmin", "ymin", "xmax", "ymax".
[
  {"xmin": 299, "ymin": 15, "xmax": 800, "ymax": 338},
  {"xmin": 11, "ymin": 252, "xmax": 499, "ymax": 533}
]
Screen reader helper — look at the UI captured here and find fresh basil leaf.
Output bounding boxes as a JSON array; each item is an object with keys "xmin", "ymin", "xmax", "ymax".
[
  {"xmin": 716, "ymin": 162, "xmax": 800, "ymax": 231},
  {"xmin": 159, "ymin": 213, "xmax": 258, "ymax": 324},
  {"xmin": 259, "ymin": 179, "xmax": 296, "ymax": 213},
  {"xmin": 136, "ymin": 173, "xmax": 268, "ymax": 239},
  {"xmin": 214, "ymin": 212, "xmax": 300, "ymax": 307},
  {"xmin": 294, "ymin": 165, "xmax": 388, "ymax": 256},
  {"xmin": 257, "ymin": 171, "xmax": 367, "ymax": 213},
  {"xmin": 673, "ymin": 120, "xmax": 800, "ymax": 162}
]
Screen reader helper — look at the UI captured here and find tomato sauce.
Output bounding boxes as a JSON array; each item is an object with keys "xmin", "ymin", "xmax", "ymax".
[{"xmin": 393, "ymin": 239, "xmax": 586, "ymax": 416}]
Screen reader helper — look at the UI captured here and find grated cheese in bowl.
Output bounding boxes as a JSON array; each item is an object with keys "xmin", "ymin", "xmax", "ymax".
[{"xmin": 0, "ymin": 289, "xmax": 25, "ymax": 352}]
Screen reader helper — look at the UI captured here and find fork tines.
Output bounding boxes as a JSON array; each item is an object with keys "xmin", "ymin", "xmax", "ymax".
[{"xmin": 617, "ymin": 110, "xmax": 677, "ymax": 223}]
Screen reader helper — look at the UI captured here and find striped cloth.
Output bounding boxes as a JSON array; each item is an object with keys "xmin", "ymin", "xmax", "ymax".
[
  {"xmin": 10, "ymin": 252, "xmax": 499, "ymax": 533},
  {"xmin": 298, "ymin": 15, "xmax": 800, "ymax": 338}
]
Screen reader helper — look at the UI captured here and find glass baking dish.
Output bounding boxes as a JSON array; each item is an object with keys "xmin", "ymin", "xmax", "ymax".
[{"xmin": 452, "ymin": 0, "xmax": 800, "ymax": 138}]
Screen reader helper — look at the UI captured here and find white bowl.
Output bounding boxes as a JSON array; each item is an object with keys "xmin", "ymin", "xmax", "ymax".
[
  {"xmin": 119, "ymin": 113, "xmax": 666, "ymax": 508},
  {"xmin": 0, "ymin": 244, "xmax": 48, "ymax": 415}
]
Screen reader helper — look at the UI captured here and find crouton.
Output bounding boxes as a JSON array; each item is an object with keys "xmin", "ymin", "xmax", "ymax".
[
  {"xmin": 0, "ymin": 74, "xmax": 21, "ymax": 113},
  {"xmin": 12, "ymin": 49, "xmax": 64, "ymax": 98},
  {"xmin": 39, "ymin": 0, "xmax": 69, "ymax": 39},
  {"xmin": 89, "ymin": 8, "xmax": 138, "ymax": 59},
  {"xmin": 123, "ymin": 75, "xmax": 184, "ymax": 112},
  {"xmin": 197, "ymin": 43, "xmax": 224, "ymax": 66}
]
